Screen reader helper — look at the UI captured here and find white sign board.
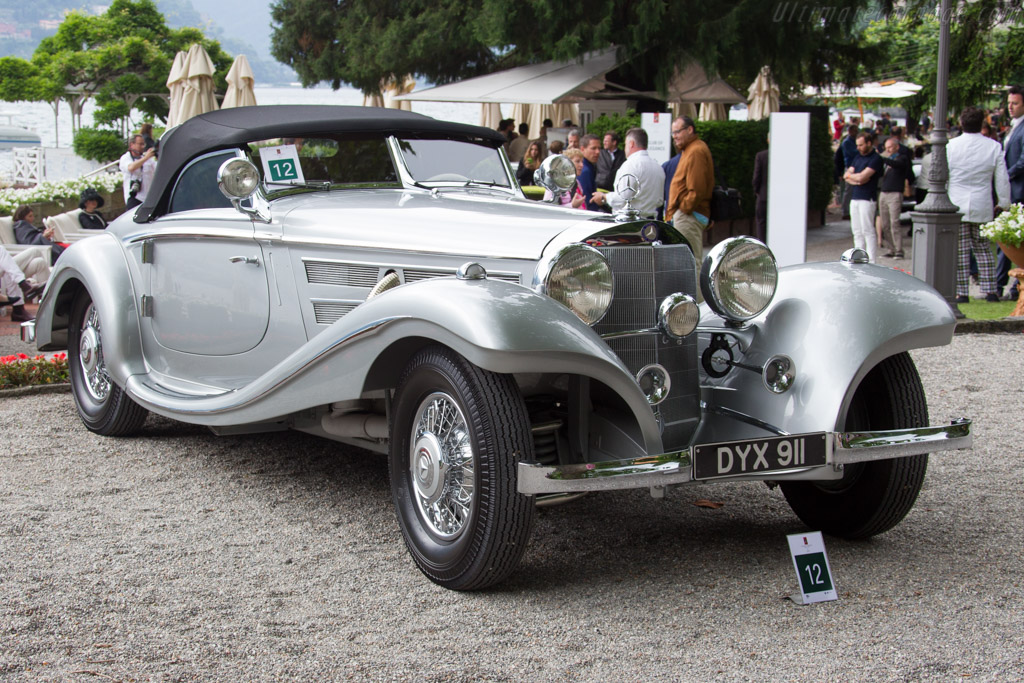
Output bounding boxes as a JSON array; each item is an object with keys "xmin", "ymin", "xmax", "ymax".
[
  {"xmin": 546, "ymin": 127, "xmax": 570, "ymax": 147},
  {"xmin": 259, "ymin": 144, "xmax": 304, "ymax": 190},
  {"xmin": 787, "ymin": 531, "xmax": 838, "ymax": 604},
  {"xmin": 767, "ymin": 112, "xmax": 810, "ymax": 266},
  {"xmin": 641, "ymin": 112, "xmax": 673, "ymax": 164}
]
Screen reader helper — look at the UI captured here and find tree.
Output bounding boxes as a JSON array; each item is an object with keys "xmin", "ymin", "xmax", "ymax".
[
  {"xmin": 269, "ymin": 0, "xmax": 884, "ymax": 97},
  {"xmin": 0, "ymin": 0, "xmax": 232, "ymax": 136},
  {"xmin": 862, "ymin": 2, "xmax": 1024, "ymax": 129}
]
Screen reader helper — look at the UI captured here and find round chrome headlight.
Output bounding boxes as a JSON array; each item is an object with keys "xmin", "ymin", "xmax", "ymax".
[
  {"xmin": 540, "ymin": 245, "xmax": 613, "ymax": 325},
  {"xmin": 533, "ymin": 154, "xmax": 577, "ymax": 193},
  {"xmin": 700, "ymin": 237, "xmax": 778, "ymax": 322},
  {"xmin": 218, "ymin": 158, "xmax": 261, "ymax": 199},
  {"xmin": 658, "ymin": 293, "xmax": 699, "ymax": 338}
]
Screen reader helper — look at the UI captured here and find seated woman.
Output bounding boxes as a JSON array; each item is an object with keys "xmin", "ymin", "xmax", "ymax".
[
  {"xmin": 78, "ymin": 188, "xmax": 107, "ymax": 230},
  {"xmin": 12, "ymin": 205, "xmax": 65, "ymax": 265}
]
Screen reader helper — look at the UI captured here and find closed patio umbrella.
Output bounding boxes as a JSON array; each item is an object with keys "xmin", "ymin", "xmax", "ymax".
[
  {"xmin": 362, "ymin": 91, "xmax": 385, "ymax": 107},
  {"xmin": 384, "ymin": 75, "xmax": 415, "ymax": 110},
  {"xmin": 698, "ymin": 102, "xmax": 727, "ymax": 121},
  {"xmin": 178, "ymin": 44, "xmax": 218, "ymax": 124},
  {"xmin": 222, "ymin": 54, "xmax": 257, "ymax": 109},
  {"xmin": 165, "ymin": 50, "xmax": 188, "ymax": 127},
  {"xmin": 747, "ymin": 66, "xmax": 780, "ymax": 120},
  {"xmin": 671, "ymin": 101, "xmax": 698, "ymax": 120}
]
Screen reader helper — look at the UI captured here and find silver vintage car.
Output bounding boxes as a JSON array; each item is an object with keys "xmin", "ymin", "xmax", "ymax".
[{"xmin": 25, "ymin": 106, "xmax": 971, "ymax": 590}]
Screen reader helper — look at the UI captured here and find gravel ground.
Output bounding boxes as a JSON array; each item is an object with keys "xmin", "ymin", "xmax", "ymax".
[{"xmin": 1, "ymin": 332, "xmax": 1021, "ymax": 681}]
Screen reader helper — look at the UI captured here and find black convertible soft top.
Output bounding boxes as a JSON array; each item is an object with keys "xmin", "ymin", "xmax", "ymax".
[{"xmin": 135, "ymin": 105, "xmax": 507, "ymax": 223}]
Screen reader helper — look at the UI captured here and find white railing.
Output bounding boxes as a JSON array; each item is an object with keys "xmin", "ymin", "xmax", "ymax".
[
  {"xmin": 12, "ymin": 147, "xmax": 43, "ymax": 185},
  {"xmin": 83, "ymin": 159, "xmax": 120, "ymax": 178}
]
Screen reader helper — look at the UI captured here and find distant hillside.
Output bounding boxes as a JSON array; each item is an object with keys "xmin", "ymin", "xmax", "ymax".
[
  {"xmin": 0, "ymin": 0, "xmax": 296, "ymax": 84},
  {"xmin": 158, "ymin": 0, "xmax": 296, "ymax": 84}
]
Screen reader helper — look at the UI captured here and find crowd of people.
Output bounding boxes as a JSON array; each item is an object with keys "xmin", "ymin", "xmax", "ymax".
[
  {"xmin": 501, "ymin": 114, "xmax": 715, "ymax": 227},
  {"xmin": 834, "ymin": 85, "xmax": 1021, "ymax": 302},
  {"xmin": 500, "ymin": 113, "xmax": 718, "ymax": 296}
]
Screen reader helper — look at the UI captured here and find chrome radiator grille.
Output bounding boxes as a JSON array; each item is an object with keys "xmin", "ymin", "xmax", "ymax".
[{"xmin": 593, "ymin": 244, "xmax": 700, "ymax": 449}]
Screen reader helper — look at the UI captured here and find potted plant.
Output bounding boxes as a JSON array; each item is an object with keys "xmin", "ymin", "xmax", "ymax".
[{"xmin": 981, "ymin": 203, "xmax": 1024, "ymax": 267}]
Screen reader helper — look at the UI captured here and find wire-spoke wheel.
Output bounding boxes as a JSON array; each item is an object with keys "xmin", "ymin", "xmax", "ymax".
[
  {"xmin": 409, "ymin": 391, "xmax": 475, "ymax": 540},
  {"xmin": 781, "ymin": 352, "xmax": 929, "ymax": 539},
  {"xmin": 390, "ymin": 345, "xmax": 535, "ymax": 590},
  {"xmin": 68, "ymin": 293, "xmax": 148, "ymax": 436}
]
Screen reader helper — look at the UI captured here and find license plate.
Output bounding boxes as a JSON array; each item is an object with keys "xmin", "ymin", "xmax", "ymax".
[{"xmin": 693, "ymin": 433, "xmax": 828, "ymax": 480}]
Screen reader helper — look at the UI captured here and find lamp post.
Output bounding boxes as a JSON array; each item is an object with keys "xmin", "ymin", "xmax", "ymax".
[{"xmin": 910, "ymin": 0, "xmax": 962, "ymax": 312}]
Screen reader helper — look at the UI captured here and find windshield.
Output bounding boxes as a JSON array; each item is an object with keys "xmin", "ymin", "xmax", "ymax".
[
  {"xmin": 248, "ymin": 137, "xmax": 399, "ymax": 195},
  {"xmin": 398, "ymin": 138, "xmax": 511, "ymax": 188}
]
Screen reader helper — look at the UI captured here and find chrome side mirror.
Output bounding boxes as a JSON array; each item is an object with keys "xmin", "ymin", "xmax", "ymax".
[
  {"xmin": 217, "ymin": 158, "xmax": 270, "ymax": 223},
  {"xmin": 533, "ymin": 154, "xmax": 577, "ymax": 202}
]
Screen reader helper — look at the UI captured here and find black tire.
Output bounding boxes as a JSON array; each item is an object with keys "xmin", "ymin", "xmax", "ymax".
[
  {"xmin": 68, "ymin": 293, "xmax": 148, "ymax": 436},
  {"xmin": 781, "ymin": 352, "xmax": 928, "ymax": 539},
  {"xmin": 389, "ymin": 345, "xmax": 535, "ymax": 590}
]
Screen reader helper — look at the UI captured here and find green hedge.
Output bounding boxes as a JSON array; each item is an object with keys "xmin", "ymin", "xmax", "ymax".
[
  {"xmin": 589, "ymin": 114, "xmax": 833, "ymax": 217},
  {"xmin": 72, "ymin": 127, "xmax": 125, "ymax": 163},
  {"xmin": 588, "ymin": 111, "xmax": 642, "ymax": 143}
]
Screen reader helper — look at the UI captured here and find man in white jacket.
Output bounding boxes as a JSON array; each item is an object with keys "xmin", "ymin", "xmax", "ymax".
[{"xmin": 947, "ymin": 106, "xmax": 1010, "ymax": 303}]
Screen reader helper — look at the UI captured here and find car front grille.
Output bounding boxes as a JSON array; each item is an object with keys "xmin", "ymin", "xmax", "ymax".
[{"xmin": 592, "ymin": 243, "xmax": 700, "ymax": 450}]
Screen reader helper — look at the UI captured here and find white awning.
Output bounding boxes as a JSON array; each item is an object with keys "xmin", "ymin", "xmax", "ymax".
[
  {"xmin": 804, "ymin": 81, "xmax": 923, "ymax": 100},
  {"xmin": 397, "ymin": 48, "xmax": 745, "ymax": 105}
]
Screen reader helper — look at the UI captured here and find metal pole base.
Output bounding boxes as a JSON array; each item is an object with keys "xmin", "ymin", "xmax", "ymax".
[{"xmin": 910, "ymin": 210, "xmax": 962, "ymax": 305}]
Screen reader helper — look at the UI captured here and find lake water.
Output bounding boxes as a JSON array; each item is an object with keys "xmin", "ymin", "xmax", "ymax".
[{"xmin": 0, "ymin": 85, "xmax": 482, "ymax": 180}]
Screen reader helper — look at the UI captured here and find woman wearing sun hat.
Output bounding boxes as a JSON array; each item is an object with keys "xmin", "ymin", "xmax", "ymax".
[{"xmin": 78, "ymin": 188, "xmax": 107, "ymax": 230}]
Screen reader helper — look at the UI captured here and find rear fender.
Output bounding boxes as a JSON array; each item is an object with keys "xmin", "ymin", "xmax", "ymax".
[{"xmin": 694, "ymin": 261, "xmax": 955, "ymax": 442}]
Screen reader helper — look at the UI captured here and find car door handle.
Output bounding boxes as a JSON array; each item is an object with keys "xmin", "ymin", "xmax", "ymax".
[{"xmin": 229, "ymin": 255, "xmax": 260, "ymax": 266}]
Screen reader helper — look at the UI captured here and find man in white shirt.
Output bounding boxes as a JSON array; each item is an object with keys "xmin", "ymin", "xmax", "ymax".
[
  {"xmin": 947, "ymin": 106, "xmax": 1010, "ymax": 302},
  {"xmin": 590, "ymin": 127, "xmax": 666, "ymax": 219},
  {"xmin": 119, "ymin": 133, "xmax": 157, "ymax": 209}
]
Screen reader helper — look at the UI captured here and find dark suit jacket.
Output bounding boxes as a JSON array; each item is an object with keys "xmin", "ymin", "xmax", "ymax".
[
  {"xmin": 1005, "ymin": 121, "xmax": 1024, "ymax": 203},
  {"xmin": 578, "ymin": 158, "xmax": 598, "ymax": 210},
  {"xmin": 662, "ymin": 154, "xmax": 680, "ymax": 218},
  {"xmin": 753, "ymin": 149, "xmax": 769, "ymax": 202},
  {"xmin": 595, "ymin": 148, "xmax": 625, "ymax": 190}
]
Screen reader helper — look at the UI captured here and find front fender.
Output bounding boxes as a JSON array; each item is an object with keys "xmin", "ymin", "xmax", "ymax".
[
  {"xmin": 123, "ymin": 277, "xmax": 662, "ymax": 452},
  {"xmin": 694, "ymin": 261, "xmax": 955, "ymax": 442},
  {"xmin": 34, "ymin": 234, "xmax": 146, "ymax": 385}
]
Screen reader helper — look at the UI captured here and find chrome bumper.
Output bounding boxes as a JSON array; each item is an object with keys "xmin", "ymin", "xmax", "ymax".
[
  {"xmin": 20, "ymin": 320, "xmax": 35, "ymax": 344},
  {"xmin": 517, "ymin": 419, "xmax": 972, "ymax": 495}
]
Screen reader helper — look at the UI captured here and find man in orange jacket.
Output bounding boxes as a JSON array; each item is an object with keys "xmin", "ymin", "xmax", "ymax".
[{"xmin": 666, "ymin": 116, "xmax": 715, "ymax": 271}]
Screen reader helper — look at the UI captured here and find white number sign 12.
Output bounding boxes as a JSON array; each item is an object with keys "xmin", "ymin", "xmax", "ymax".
[{"xmin": 786, "ymin": 531, "xmax": 838, "ymax": 605}]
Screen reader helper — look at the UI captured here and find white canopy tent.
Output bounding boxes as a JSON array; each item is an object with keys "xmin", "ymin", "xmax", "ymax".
[
  {"xmin": 396, "ymin": 48, "xmax": 621, "ymax": 105},
  {"xmin": 804, "ymin": 81, "xmax": 923, "ymax": 100},
  {"xmin": 397, "ymin": 47, "xmax": 744, "ymax": 132},
  {"xmin": 805, "ymin": 81, "xmax": 922, "ymax": 124}
]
